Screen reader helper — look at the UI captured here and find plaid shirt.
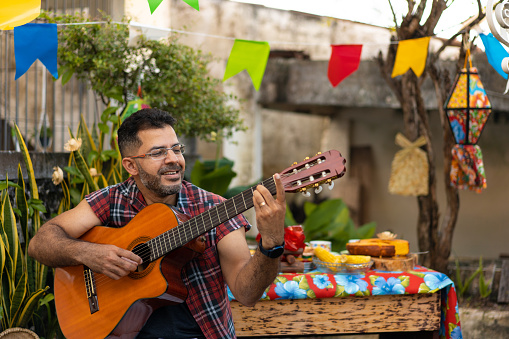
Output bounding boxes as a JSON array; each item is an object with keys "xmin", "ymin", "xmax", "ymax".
[{"xmin": 85, "ymin": 177, "xmax": 251, "ymax": 339}]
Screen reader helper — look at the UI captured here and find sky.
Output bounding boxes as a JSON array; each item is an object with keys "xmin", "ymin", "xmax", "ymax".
[{"xmin": 231, "ymin": 0, "xmax": 490, "ymax": 38}]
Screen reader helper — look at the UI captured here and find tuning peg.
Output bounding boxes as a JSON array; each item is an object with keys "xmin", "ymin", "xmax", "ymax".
[
  {"xmin": 300, "ymin": 188, "xmax": 311, "ymax": 197},
  {"xmin": 315, "ymin": 185, "xmax": 323, "ymax": 194},
  {"xmin": 328, "ymin": 180, "xmax": 335, "ymax": 190}
]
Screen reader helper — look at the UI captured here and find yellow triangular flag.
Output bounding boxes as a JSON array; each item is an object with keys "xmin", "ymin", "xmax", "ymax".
[{"xmin": 391, "ymin": 37, "xmax": 430, "ymax": 78}]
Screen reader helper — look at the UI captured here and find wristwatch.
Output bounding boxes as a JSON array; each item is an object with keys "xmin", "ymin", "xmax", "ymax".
[{"xmin": 258, "ymin": 238, "xmax": 285, "ymax": 258}]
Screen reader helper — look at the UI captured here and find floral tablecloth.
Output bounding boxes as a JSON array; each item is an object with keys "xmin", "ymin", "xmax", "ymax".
[{"xmin": 229, "ymin": 265, "xmax": 462, "ymax": 339}]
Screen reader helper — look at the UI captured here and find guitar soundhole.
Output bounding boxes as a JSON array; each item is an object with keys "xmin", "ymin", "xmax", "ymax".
[{"xmin": 132, "ymin": 243, "xmax": 151, "ymax": 271}]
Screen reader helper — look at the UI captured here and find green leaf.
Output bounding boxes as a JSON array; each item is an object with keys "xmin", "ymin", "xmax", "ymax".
[
  {"xmin": 190, "ymin": 159, "xmax": 236, "ymax": 196},
  {"xmin": 353, "ymin": 222, "xmax": 377, "ymax": 239},
  {"xmin": 2, "ymin": 192, "xmax": 19, "ymax": 281},
  {"xmin": 60, "ymin": 66, "xmax": 74, "ymax": 85},
  {"xmin": 98, "ymin": 122, "xmax": 110, "ymax": 134},
  {"xmin": 15, "ymin": 165, "xmax": 29, "ymax": 241},
  {"xmin": 17, "ymin": 287, "xmax": 49, "ymax": 328},
  {"xmin": 9, "ymin": 271, "xmax": 27, "ymax": 327},
  {"xmin": 101, "ymin": 106, "xmax": 119, "ymax": 122},
  {"xmin": 13, "ymin": 125, "xmax": 39, "ymax": 201},
  {"xmin": 63, "ymin": 166, "xmax": 83, "ymax": 177},
  {"xmin": 0, "ymin": 180, "xmax": 22, "ymax": 191}
]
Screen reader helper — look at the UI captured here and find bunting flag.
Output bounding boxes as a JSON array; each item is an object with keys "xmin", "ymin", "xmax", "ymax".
[
  {"xmin": 0, "ymin": 0, "xmax": 41, "ymax": 30},
  {"xmin": 479, "ymin": 33, "xmax": 509, "ymax": 80},
  {"xmin": 14, "ymin": 23, "xmax": 58, "ymax": 80},
  {"xmin": 183, "ymin": 0, "xmax": 199, "ymax": 11},
  {"xmin": 327, "ymin": 45, "xmax": 363, "ymax": 87},
  {"xmin": 223, "ymin": 39, "xmax": 270, "ymax": 91},
  {"xmin": 391, "ymin": 36, "xmax": 430, "ymax": 78},
  {"xmin": 128, "ymin": 21, "xmax": 170, "ymax": 46},
  {"xmin": 147, "ymin": 0, "xmax": 164, "ymax": 14}
]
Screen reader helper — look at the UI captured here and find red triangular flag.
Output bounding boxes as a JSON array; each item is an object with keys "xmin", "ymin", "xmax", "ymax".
[{"xmin": 328, "ymin": 45, "xmax": 363, "ymax": 87}]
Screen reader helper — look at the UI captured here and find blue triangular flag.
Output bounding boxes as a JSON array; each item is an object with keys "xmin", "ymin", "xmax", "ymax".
[
  {"xmin": 14, "ymin": 23, "xmax": 58, "ymax": 80},
  {"xmin": 479, "ymin": 33, "xmax": 509, "ymax": 80}
]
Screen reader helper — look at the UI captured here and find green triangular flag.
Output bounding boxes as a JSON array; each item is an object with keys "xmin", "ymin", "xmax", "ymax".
[
  {"xmin": 183, "ymin": 0, "xmax": 199, "ymax": 11},
  {"xmin": 223, "ymin": 39, "xmax": 270, "ymax": 91},
  {"xmin": 147, "ymin": 0, "xmax": 164, "ymax": 14}
]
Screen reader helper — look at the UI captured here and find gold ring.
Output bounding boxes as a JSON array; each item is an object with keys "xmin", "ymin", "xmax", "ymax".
[{"xmin": 260, "ymin": 202, "xmax": 266, "ymax": 207}]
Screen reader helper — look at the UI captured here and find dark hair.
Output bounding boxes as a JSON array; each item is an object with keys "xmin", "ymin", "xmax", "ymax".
[{"xmin": 117, "ymin": 108, "xmax": 177, "ymax": 158}]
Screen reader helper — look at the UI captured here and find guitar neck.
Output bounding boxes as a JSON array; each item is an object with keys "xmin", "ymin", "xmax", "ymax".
[{"xmin": 147, "ymin": 176, "xmax": 276, "ymax": 261}]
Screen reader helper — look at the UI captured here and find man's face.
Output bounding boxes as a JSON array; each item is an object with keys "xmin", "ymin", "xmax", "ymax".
[{"xmin": 132, "ymin": 126, "xmax": 185, "ymax": 197}]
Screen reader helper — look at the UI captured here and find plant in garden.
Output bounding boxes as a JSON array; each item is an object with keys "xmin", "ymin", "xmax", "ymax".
[
  {"xmin": 38, "ymin": 11, "xmax": 245, "ymax": 141},
  {"xmin": 0, "ymin": 126, "xmax": 58, "ymax": 336},
  {"xmin": 285, "ymin": 199, "xmax": 376, "ymax": 252}
]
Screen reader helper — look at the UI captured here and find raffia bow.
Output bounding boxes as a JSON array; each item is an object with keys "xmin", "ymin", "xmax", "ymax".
[{"xmin": 388, "ymin": 133, "xmax": 429, "ymax": 196}]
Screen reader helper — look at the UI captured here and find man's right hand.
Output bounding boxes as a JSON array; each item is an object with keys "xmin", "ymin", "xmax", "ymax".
[{"xmin": 80, "ymin": 243, "xmax": 143, "ymax": 280}]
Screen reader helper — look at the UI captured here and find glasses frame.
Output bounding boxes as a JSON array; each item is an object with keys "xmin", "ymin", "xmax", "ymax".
[{"xmin": 127, "ymin": 143, "xmax": 186, "ymax": 160}]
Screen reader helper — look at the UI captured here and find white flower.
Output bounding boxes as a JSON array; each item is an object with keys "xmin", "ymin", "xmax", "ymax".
[
  {"xmin": 52, "ymin": 166, "xmax": 63, "ymax": 185},
  {"xmin": 89, "ymin": 168, "xmax": 99, "ymax": 177},
  {"xmin": 377, "ymin": 231, "xmax": 397, "ymax": 240},
  {"xmin": 64, "ymin": 138, "xmax": 82, "ymax": 152}
]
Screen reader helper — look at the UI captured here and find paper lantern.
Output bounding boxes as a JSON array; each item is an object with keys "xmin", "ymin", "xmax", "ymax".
[
  {"xmin": 444, "ymin": 66, "xmax": 491, "ymax": 145},
  {"xmin": 444, "ymin": 56, "xmax": 491, "ymax": 192}
]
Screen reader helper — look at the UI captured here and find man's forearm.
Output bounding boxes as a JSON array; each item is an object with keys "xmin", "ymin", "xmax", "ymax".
[
  {"xmin": 232, "ymin": 250, "xmax": 280, "ymax": 307},
  {"xmin": 28, "ymin": 223, "xmax": 86, "ymax": 268}
]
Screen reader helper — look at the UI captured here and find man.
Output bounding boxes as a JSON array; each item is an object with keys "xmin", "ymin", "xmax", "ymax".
[{"xmin": 28, "ymin": 108, "xmax": 286, "ymax": 339}]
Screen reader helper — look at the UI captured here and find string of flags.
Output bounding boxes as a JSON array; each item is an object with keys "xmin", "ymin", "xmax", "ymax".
[{"xmin": 2, "ymin": 0, "xmax": 509, "ymax": 94}]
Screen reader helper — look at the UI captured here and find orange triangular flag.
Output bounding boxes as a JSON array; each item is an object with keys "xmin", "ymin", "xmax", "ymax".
[{"xmin": 391, "ymin": 37, "xmax": 430, "ymax": 78}]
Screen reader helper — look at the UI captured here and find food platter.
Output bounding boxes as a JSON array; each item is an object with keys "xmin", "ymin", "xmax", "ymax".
[{"xmin": 312, "ymin": 257, "xmax": 373, "ymax": 274}]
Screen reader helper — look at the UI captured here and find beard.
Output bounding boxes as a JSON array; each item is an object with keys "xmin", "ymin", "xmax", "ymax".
[{"xmin": 136, "ymin": 161, "xmax": 183, "ymax": 197}]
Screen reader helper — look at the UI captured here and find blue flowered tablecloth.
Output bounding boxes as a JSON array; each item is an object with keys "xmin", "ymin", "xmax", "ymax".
[{"xmin": 229, "ymin": 265, "xmax": 462, "ymax": 339}]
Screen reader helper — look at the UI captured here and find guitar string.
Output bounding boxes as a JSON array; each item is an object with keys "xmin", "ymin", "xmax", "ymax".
[{"xmin": 86, "ymin": 158, "xmax": 333, "ymax": 289}]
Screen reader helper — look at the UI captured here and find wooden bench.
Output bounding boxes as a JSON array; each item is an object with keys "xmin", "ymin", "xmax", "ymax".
[{"xmin": 231, "ymin": 293, "xmax": 440, "ymax": 338}]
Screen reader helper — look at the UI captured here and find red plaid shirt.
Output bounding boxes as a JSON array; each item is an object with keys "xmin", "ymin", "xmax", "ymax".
[{"xmin": 85, "ymin": 177, "xmax": 251, "ymax": 338}]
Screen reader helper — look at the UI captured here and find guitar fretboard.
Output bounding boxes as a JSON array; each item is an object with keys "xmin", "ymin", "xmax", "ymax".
[{"xmin": 147, "ymin": 176, "xmax": 277, "ymax": 261}]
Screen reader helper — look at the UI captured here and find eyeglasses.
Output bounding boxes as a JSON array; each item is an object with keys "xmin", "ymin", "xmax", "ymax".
[{"xmin": 127, "ymin": 144, "xmax": 185, "ymax": 160}]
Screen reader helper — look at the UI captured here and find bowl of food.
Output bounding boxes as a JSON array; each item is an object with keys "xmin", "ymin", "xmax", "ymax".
[{"xmin": 312, "ymin": 257, "xmax": 373, "ymax": 274}]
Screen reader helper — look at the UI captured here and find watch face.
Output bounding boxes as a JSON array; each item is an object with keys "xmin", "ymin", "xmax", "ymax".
[
  {"xmin": 270, "ymin": 246, "xmax": 285, "ymax": 258},
  {"xmin": 259, "ymin": 239, "xmax": 285, "ymax": 258}
]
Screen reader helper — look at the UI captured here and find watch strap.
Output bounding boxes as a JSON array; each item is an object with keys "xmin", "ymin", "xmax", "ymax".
[{"xmin": 258, "ymin": 238, "xmax": 285, "ymax": 258}]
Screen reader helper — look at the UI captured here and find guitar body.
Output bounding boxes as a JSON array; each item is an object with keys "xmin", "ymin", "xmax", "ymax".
[{"xmin": 54, "ymin": 204, "xmax": 206, "ymax": 339}]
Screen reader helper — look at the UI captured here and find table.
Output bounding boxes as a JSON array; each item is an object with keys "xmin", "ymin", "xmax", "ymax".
[{"xmin": 229, "ymin": 265, "xmax": 462, "ymax": 339}]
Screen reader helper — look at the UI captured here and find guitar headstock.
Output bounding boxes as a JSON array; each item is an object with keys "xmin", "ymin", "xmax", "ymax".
[{"xmin": 279, "ymin": 150, "xmax": 346, "ymax": 196}]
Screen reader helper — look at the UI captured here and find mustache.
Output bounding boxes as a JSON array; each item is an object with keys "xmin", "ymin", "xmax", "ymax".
[{"xmin": 158, "ymin": 165, "xmax": 183, "ymax": 175}]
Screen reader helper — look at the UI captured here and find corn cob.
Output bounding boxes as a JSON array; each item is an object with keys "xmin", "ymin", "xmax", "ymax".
[
  {"xmin": 314, "ymin": 246, "xmax": 340, "ymax": 263},
  {"xmin": 344, "ymin": 255, "xmax": 371, "ymax": 264}
]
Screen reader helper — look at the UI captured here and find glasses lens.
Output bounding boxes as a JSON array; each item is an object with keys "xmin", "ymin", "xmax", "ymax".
[
  {"xmin": 149, "ymin": 149, "xmax": 167, "ymax": 160},
  {"xmin": 176, "ymin": 144, "xmax": 185, "ymax": 155}
]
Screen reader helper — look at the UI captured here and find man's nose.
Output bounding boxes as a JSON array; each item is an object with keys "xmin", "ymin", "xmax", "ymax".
[{"xmin": 163, "ymin": 149, "xmax": 179, "ymax": 162}]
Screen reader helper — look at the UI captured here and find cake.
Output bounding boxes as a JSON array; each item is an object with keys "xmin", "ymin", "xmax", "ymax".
[{"xmin": 346, "ymin": 238, "xmax": 409, "ymax": 257}]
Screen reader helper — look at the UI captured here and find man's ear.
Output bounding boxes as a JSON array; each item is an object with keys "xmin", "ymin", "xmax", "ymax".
[{"xmin": 122, "ymin": 158, "xmax": 139, "ymax": 176}]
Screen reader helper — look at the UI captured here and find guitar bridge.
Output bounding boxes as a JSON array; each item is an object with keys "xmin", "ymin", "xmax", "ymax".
[{"xmin": 84, "ymin": 266, "xmax": 99, "ymax": 314}]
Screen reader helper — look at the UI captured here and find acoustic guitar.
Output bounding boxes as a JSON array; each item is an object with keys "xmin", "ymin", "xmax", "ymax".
[{"xmin": 54, "ymin": 150, "xmax": 346, "ymax": 339}]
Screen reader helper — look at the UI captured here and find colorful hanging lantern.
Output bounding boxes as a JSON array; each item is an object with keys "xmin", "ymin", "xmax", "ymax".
[{"xmin": 444, "ymin": 52, "xmax": 491, "ymax": 192}]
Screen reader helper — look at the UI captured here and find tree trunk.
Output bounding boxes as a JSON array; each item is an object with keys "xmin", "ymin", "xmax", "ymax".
[{"xmin": 377, "ymin": 0, "xmax": 484, "ymax": 273}]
